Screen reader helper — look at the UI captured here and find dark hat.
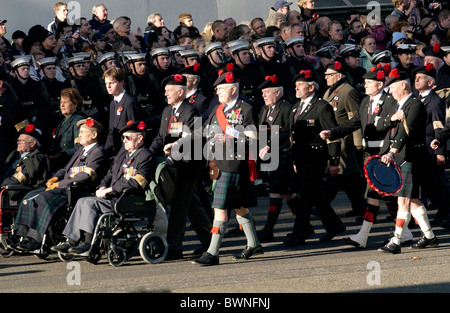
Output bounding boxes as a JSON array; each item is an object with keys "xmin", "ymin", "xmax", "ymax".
[
  {"xmin": 76, "ymin": 118, "xmax": 103, "ymax": 133},
  {"xmin": 125, "ymin": 52, "xmax": 146, "ymax": 63},
  {"xmin": 412, "ymin": 63, "xmax": 436, "ymax": 79},
  {"xmin": 395, "ymin": 43, "xmax": 416, "ymax": 55},
  {"xmin": 325, "ymin": 60, "xmax": 347, "ymax": 74},
  {"xmin": 422, "ymin": 43, "xmax": 445, "ymax": 59},
  {"xmin": 364, "ymin": 155, "xmax": 403, "ymax": 196},
  {"xmin": 119, "ymin": 120, "xmax": 148, "ymax": 135},
  {"xmin": 372, "ymin": 50, "xmax": 392, "ymax": 65},
  {"xmin": 339, "ymin": 44, "xmax": 362, "ymax": 58},
  {"xmin": 385, "ymin": 68, "xmax": 410, "ymax": 85},
  {"xmin": 0, "ymin": 20, "xmax": 6, "ymax": 25},
  {"xmin": 293, "ymin": 69, "xmax": 315, "ymax": 83},
  {"xmin": 17, "ymin": 123, "xmax": 42, "ymax": 143},
  {"xmin": 213, "ymin": 63, "xmax": 237, "ymax": 87},
  {"xmin": 178, "ymin": 62, "xmax": 201, "ymax": 76},
  {"xmin": 92, "ymin": 32, "xmax": 106, "ymax": 42},
  {"xmin": 315, "ymin": 45, "xmax": 337, "ymax": 59},
  {"xmin": 99, "ymin": 23, "xmax": 113, "ymax": 34},
  {"xmin": 12, "ymin": 30, "xmax": 26, "ymax": 40},
  {"xmin": 161, "ymin": 73, "xmax": 187, "ymax": 88},
  {"xmin": 363, "ymin": 65, "xmax": 387, "ymax": 81},
  {"xmin": 258, "ymin": 74, "xmax": 282, "ymax": 90},
  {"xmin": 273, "ymin": 1, "xmax": 292, "ymax": 11}
]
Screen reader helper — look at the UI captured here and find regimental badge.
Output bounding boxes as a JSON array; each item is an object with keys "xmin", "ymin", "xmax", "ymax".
[{"xmin": 306, "ymin": 119, "xmax": 315, "ymax": 126}]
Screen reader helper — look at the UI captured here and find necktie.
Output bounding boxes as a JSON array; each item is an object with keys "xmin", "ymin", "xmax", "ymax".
[
  {"xmin": 367, "ymin": 99, "xmax": 374, "ymax": 124},
  {"xmin": 294, "ymin": 101, "xmax": 304, "ymax": 122},
  {"xmin": 75, "ymin": 148, "xmax": 85, "ymax": 165},
  {"xmin": 266, "ymin": 106, "xmax": 274, "ymax": 122}
]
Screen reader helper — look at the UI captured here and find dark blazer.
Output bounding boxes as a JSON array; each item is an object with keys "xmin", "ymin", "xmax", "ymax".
[
  {"xmin": 330, "ymin": 91, "xmax": 397, "ymax": 155},
  {"xmin": 420, "ymin": 90, "xmax": 446, "ymax": 156},
  {"xmin": 187, "ymin": 89, "xmax": 210, "ymax": 116},
  {"xmin": 54, "ymin": 143, "xmax": 107, "ymax": 188},
  {"xmin": 52, "ymin": 111, "xmax": 86, "ymax": 157},
  {"xmin": 258, "ymin": 99, "xmax": 293, "ymax": 151},
  {"xmin": 149, "ymin": 100, "xmax": 201, "ymax": 174},
  {"xmin": 377, "ymin": 95, "xmax": 427, "ymax": 162},
  {"xmin": 289, "ymin": 95, "xmax": 340, "ymax": 166},
  {"xmin": 204, "ymin": 97, "xmax": 258, "ymax": 173},
  {"xmin": 99, "ymin": 146, "xmax": 155, "ymax": 193},
  {"xmin": 105, "ymin": 92, "xmax": 142, "ymax": 156}
]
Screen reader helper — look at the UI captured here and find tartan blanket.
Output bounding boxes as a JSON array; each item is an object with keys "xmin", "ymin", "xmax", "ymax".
[{"xmin": 15, "ymin": 187, "xmax": 68, "ymax": 241}]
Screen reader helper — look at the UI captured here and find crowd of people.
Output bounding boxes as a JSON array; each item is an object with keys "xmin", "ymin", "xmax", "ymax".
[{"xmin": 1, "ymin": 0, "xmax": 450, "ymax": 265}]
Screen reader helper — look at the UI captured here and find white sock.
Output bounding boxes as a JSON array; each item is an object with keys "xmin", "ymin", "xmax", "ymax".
[
  {"xmin": 392, "ymin": 211, "xmax": 411, "ymax": 245},
  {"xmin": 350, "ymin": 220, "xmax": 372, "ymax": 248},
  {"xmin": 411, "ymin": 206, "xmax": 434, "ymax": 239}
]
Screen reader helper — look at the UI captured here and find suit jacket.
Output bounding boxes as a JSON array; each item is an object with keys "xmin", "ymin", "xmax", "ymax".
[
  {"xmin": 289, "ymin": 95, "xmax": 340, "ymax": 166},
  {"xmin": 330, "ymin": 91, "xmax": 397, "ymax": 155},
  {"xmin": 99, "ymin": 146, "xmax": 155, "ymax": 193},
  {"xmin": 258, "ymin": 99, "xmax": 292, "ymax": 151},
  {"xmin": 377, "ymin": 95, "xmax": 427, "ymax": 162},
  {"xmin": 420, "ymin": 90, "xmax": 446, "ymax": 156},
  {"xmin": 187, "ymin": 89, "xmax": 210, "ymax": 116},
  {"xmin": 204, "ymin": 97, "xmax": 258, "ymax": 173},
  {"xmin": 52, "ymin": 111, "xmax": 86, "ymax": 157},
  {"xmin": 54, "ymin": 143, "xmax": 107, "ymax": 188},
  {"xmin": 105, "ymin": 92, "xmax": 142, "ymax": 156}
]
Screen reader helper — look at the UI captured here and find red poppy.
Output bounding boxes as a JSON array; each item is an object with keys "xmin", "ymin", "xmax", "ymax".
[
  {"xmin": 218, "ymin": 70, "xmax": 224, "ymax": 77},
  {"xmin": 138, "ymin": 121, "xmax": 146, "ymax": 130},
  {"xmin": 117, "ymin": 106, "xmax": 123, "ymax": 112},
  {"xmin": 425, "ymin": 63, "xmax": 434, "ymax": 72},
  {"xmin": 127, "ymin": 120, "xmax": 134, "ymax": 126},
  {"xmin": 384, "ymin": 64, "xmax": 391, "ymax": 74},
  {"xmin": 389, "ymin": 68, "xmax": 400, "ymax": 79},
  {"xmin": 193, "ymin": 62, "xmax": 201, "ymax": 72},
  {"xmin": 373, "ymin": 105, "xmax": 380, "ymax": 114},
  {"xmin": 174, "ymin": 74, "xmax": 183, "ymax": 83},
  {"xmin": 304, "ymin": 70, "xmax": 312, "ymax": 78},
  {"xmin": 225, "ymin": 72, "xmax": 234, "ymax": 83},
  {"xmin": 370, "ymin": 67, "xmax": 376, "ymax": 72},
  {"xmin": 433, "ymin": 43, "xmax": 441, "ymax": 54},
  {"xmin": 334, "ymin": 61, "xmax": 342, "ymax": 71},
  {"xmin": 86, "ymin": 118, "xmax": 95, "ymax": 127},
  {"xmin": 376, "ymin": 71, "xmax": 385, "ymax": 80},
  {"xmin": 25, "ymin": 124, "xmax": 35, "ymax": 133},
  {"xmin": 226, "ymin": 63, "xmax": 234, "ymax": 72},
  {"xmin": 265, "ymin": 75, "xmax": 278, "ymax": 83}
]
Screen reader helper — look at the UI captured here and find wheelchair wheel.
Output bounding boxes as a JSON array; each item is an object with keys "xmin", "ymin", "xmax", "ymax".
[
  {"xmin": 107, "ymin": 246, "xmax": 126, "ymax": 267},
  {"xmin": 139, "ymin": 232, "xmax": 168, "ymax": 264},
  {"xmin": 58, "ymin": 251, "xmax": 74, "ymax": 262},
  {"xmin": 0, "ymin": 237, "xmax": 14, "ymax": 258}
]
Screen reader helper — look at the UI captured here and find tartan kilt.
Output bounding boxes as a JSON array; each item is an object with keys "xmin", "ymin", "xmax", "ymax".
[
  {"xmin": 396, "ymin": 161, "xmax": 415, "ymax": 198},
  {"xmin": 212, "ymin": 171, "xmax": 257, "ymax": 210},
  {"xmin": 15, "ymin": 187, "xmax": 68, "ymax": 241}
]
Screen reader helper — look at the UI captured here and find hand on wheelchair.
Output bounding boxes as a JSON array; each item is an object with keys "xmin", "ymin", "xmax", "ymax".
[
  {"xmin": 46, "ymin": 177, "xmax": 59, "ymax": 189},
  {"xmin": 96, "ymin": 187, "xmax": 113, "ymax": 198}
]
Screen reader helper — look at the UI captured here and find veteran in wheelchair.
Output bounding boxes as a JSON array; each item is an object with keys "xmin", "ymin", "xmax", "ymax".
[
  {"xmin": 0, "ymin": 124, "xmax": 52, "ymax": 256},
  {"xmin": 9, "ymin": 118, "xmax": 106, "ymax": 252},
  {"xmin": 52, "ymin": 121, "xmax": 168, "ymax": 266}
]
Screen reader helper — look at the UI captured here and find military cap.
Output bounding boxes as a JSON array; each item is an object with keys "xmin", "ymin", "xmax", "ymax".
[
  {"xmin": 363, "ymin": 65, "xmax": 386, "ymax": 81},
  {"xmin": 258, "ymin": 74, "xmax": 282, "ymax": 90},
  {"xmin": 67, "ymin": 56, "xmax": 85, "ymax": 66},
  {"xmin": 441, "ymin": 46, "xmax": 450, "ymax": 56},
  {"xmin": 412, "ymin": 63, "xmax": 436, "ymax": 79},
  {"xmin": 179, "ymin": 49, "xmax": 198, "ymax": 58},
  {"xmin": 325, "ymin": 60, "xmax": 347, "ymax": 74},
  {"xmin": 422, "ymin": 43, "xmax": 445, "ymax": 59},
  {"xmin": 372, "ymin": 50, "xmax": 392, "ymax": 65},
  {"xmin": 97, "ymin": 52, "xmax": 117, "ymax": 65},
  {"xmin": 395, "ymin": 44, "xmax": 417, "ymax": 54},
  {"xmin": 11, "ymin": 56, "xmax": 31, "ymax": 69},
  {"xmin": 226, "ymin": 39, "xmax": 245, "ymax": 49},
  {"xmin": 17, "ymin": 123, "xmax": 42, "ymax": 143},
  {"xmin": 126, "ymin": 52, "xmax": 146, "ymax": 62},
  {"xmin": 0, "ymin": 20, "xmax": 7, "ymax": 24},
  {"xmin": 229, "ymin": 43, "xmax": 250, "ymax": 55},
  {"xmin": 255, "ymin": 37, "xmax": 276, "ymax": 47},
  {"xmin": 150, "ymin": 47, "xmax": 170, "ymax": 59},
  {"xmin": 72, "ymin": 52, "xmax": 91, "ymax": 60},
  {"xmin": 37, "ymin": 56, "xmax": 57, "ymax": 68},
  {"xmin": 385, "ymin": 68, "xmax": 410, "ymax": 86},
  {"xmin": 339, "ymin": 44, "xmax": 362, "ymax": 58},
  {"xmin": 76, "ymin": 118, "xmax": 104, "ymax": 133},
  {"xmin": 284, "ymin": 36, "xmax": 305, "ymax": 47},
  {"xmin": 119, "ymin": 120, "xmax": 148, "ymax": 135},
  {"xmin": 161, "ymin": 73, "xmax": 187, "ymax": 88},
  {"xmin": 293, "ymin": 69, "xmax": 315, "ymax": 83},
  {"xmin": 204, "ymin": 42, "xmax": 223, "ymax": 55},
  {"xmin": 168, "ymin": 45, "xmax": 186, "ymax": 53},
  {"xmin": 178, "ymin": 63, "xmax": 201, "ymax": 76},
  {"xmin": 213, "ymin": 63, "xmax": 237, "ymax": 87},
  {"xmin": 315, "ymin": 45, "xmax": 337, "ymax": 59}
]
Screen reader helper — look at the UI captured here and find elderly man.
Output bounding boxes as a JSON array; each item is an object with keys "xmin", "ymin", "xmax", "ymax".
[
  {"xmin": 12, "ymin": 118, "xmax": 106, "ymax": 251},
  {"xmin": 320, "ymin": 66, "xmax": 413, "ymax": 248},
  {"xmin": 377, "ymin": 69, "xmax": 438, "ymax": 253},
  {"xmin": 194, "ymin": 69, "xmax": 261, "ymax": 265},
  {"xmin": 149, "ymin": 74, "xmax": 211, "ymax": 260},
  {"xmin": 255, "ymin": 75, "xmax": 297, "ymax": 242},
  {"xmin": 88, "ymin": 3, "xmax": 110, "ymax": 31},
  {"xmin": 423, "ymin": 43, "xmax": 450, "ymax": 93},
  {"xmin": 284, "ymin": 70, "xmax": 343, "ymax": 246},
  {"xmin": 53, "ymin": 121, "xmax": 155, "ymax": 254}
]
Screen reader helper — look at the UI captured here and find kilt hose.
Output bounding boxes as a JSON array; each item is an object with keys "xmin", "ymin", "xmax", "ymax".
[{"xmin": 15, "ymin": 187, "xmax": 68, "ymax": 242}]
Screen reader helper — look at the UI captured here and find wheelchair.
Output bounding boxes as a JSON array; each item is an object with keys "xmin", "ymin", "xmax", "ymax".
[
  {"xmin": 0, "ymin": 182, "xmax": 95, "ymax": 259},
  {"xmin": 57, "ymin": 188, "xmax": 169, "ymax": 267}
]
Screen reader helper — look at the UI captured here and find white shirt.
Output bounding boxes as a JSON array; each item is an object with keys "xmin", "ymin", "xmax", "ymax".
[
  {"xmin": 114, "ymin": 89, "xmax": 126, "ymax": 103},
  {"xmin": 82, "ymin": 142, "xmax": 97, "ymax": 156},
  {"xmin": 223, "ymin": 96, "xmax": 239, "ymax": 112},
  {"xmin": 397, "ymin": 93, "xmax": 413, "ymax": 111},
  {"xmin": 186, "ymin": 89, "xmax": 197, "ymax": 98},
  {"xmin": 298, "ymin": 93, "xmax": 314, "ymax": 114}
]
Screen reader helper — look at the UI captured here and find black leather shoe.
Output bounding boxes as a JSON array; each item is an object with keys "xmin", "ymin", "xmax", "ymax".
[
  {"xmin": 343, "ymin": 237, "xmax": 364, "ymax": 248},
  {"xmin": 233, "ymin": 245, "xmax": 263, "ymax": 260},
  {"xmin": 257, "ymin": 229, "xmax": 274, "ymax": 242},
  {"xmin": 378, "ymin": 241, "xmax": 401, "ymax": 254},
  {"xmin": 19, "ymin": 239, "xmax": 40, "ymax": 251},
  {"xmin": 68, "ymin": 242, "xmax": 91, "ymax": 254},
  {"xmin": 410, "ymin": 236, "xmax": 438, "ymax": 249},
  {"xmin": 193, "ymin": 252, "xmax": 219, "ymax": 266},
  {"xmin": 283, "ymin": 234, "xmax": 305, "ymax": 247},
  {"xmin": 165, "ymin": 249, "xmax": 183, "ymax": 261},
  {"xmin": 51, "ymin": 242, "xmax": 74, "ymax": 252},
  {"xmin": 320, "ymin": 226, "xmax": 346, "ymax": 242}
]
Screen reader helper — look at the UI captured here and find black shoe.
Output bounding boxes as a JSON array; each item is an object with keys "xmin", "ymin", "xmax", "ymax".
[
  {"xmin": 283, "ymin": 233, "xmax": 305, "ymax": 247},
  {"xmin": 233, "ymin": 245, "xmax": 263, "ymax": 260},
  {"xmin": 192, "ymin": 247, "xmax": 206, "ymax": 256},
  {"xmin": 378, "ymin": 241, "xmax": 401, "ymax": 254},
  {"xmin": 68, "ymin": 242, "xmax": 91, "ymax": 254},
  {"xmin": 165, "ymin": 249, "xmax": 183, "ymax": 261},
  {"xmin": 51, "ymin": 241, "xmax": 74, "ymax": 252},
  {"xmin": 193, "ymin": 252, "xmax": 219, "ymax": 266},
  {"xmin": 19, "ymin": 239, "xmax": 41, "ymax": 251},
  {"xmin": 320, "ymin": 226, "xmax": 346, "ymax": 242},
  {"xmin": 257, "ymin": 229, "xmax": 274, "ymax": 242},
  {"xmin": 343, "ymin": 237, "xmax": 364, "ymax": 248},
  {"xmin": 410, "ymin": 236, "xmax": 438, "ymax": 249},
  {"xmin": 6, "ymin": 235, "xmax": 22, "ymax": 250}
]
